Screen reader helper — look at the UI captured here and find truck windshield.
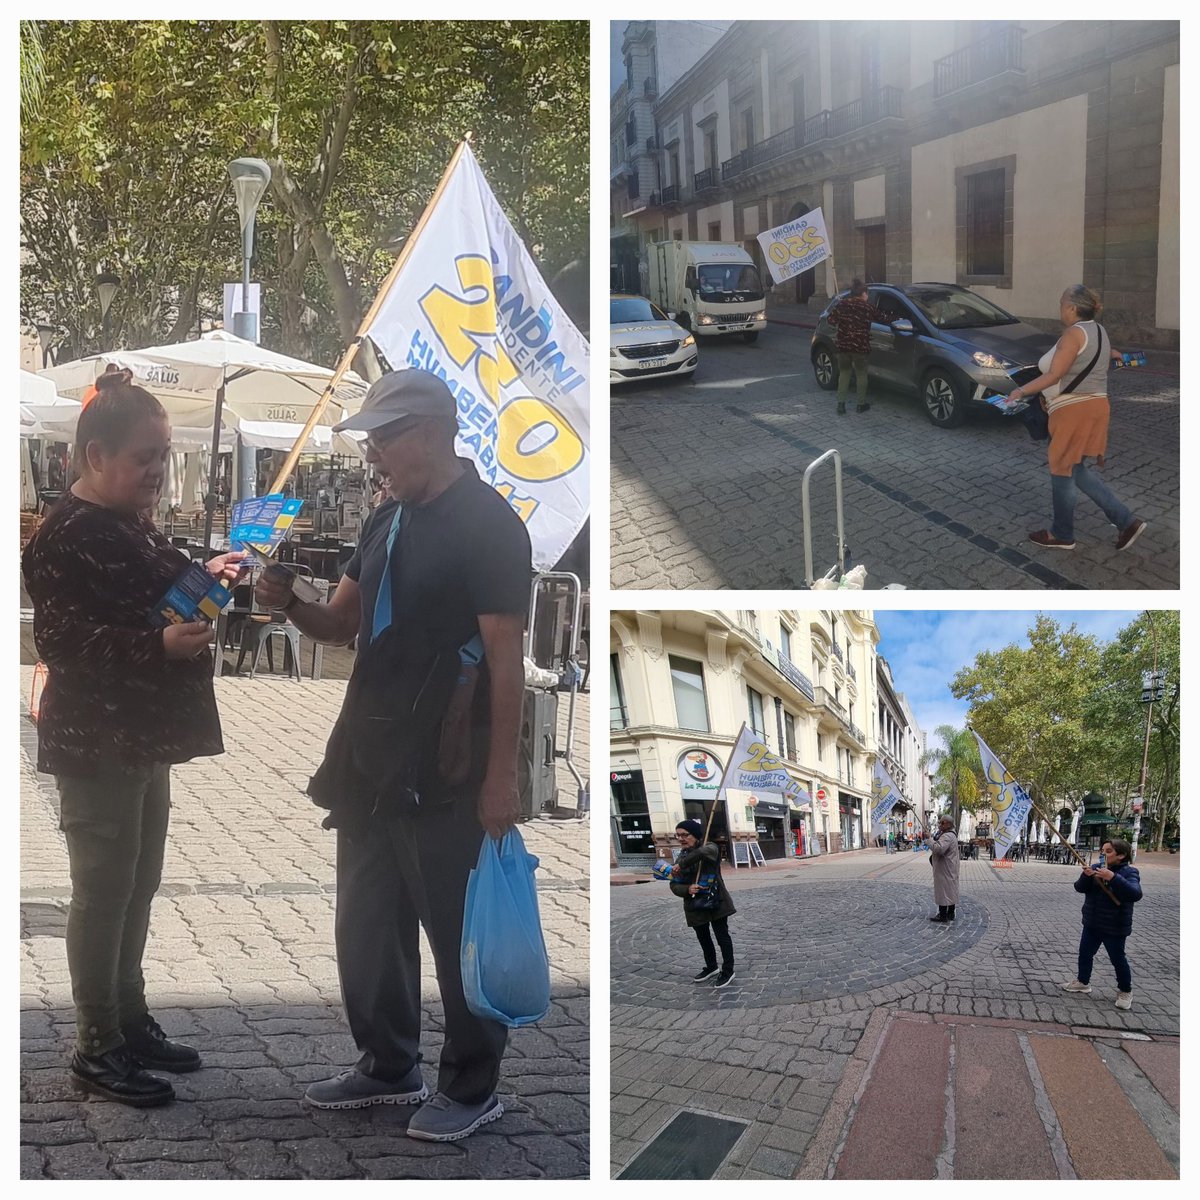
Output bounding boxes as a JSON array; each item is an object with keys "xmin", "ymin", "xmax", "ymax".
[{"xmin": 698, "ymin": 263, "xmax": 764, "ymax": 302}]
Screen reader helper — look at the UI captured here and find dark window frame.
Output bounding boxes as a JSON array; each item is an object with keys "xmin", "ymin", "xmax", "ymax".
[{"xmin": 955, "ymin": 155, "xmax": 1016, "ymax": 289}]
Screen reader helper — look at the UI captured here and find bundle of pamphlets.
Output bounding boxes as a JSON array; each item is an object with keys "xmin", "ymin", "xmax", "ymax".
[
  {"xmin": 149, "ymin": 561, "xmax": 236, "ymax": 628},
  {"xmin": 1112, "ymin": 350, "xmax": 1148, "ymax": 368},
  {"xmin": 231, "ymin": 494, "xmax": 304, "ymax": 558}
]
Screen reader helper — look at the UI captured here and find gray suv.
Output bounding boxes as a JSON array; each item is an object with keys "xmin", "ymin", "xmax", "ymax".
[{"xmin": 810, "ymin": 283, "xmax": 1056, "ymax": 427}]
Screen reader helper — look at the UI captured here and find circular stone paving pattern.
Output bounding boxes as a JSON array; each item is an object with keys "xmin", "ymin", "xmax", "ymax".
[{"xmin": 611, "ymin": 880, "xmax": 988, "ymax": 1011}]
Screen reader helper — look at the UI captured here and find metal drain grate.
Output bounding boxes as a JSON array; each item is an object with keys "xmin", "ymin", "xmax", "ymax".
[{"xmin": 617, "ymin": 1109, "xmax": 749, "ymax": 1179}]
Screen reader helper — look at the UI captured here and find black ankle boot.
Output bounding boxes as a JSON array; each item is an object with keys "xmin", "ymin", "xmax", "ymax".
[
  {"xmin": 929, "ymin": 906, "xmax": 949, "ymax": 922},
  {"xmin": 71, "ymin": 1044, "xmax": 175, "ymax": 1107},
  {"xmin": 947, "ymin": 905, "xmax": 956, "ymax": 921},
  {"xmin": 121, "ymin": 1013, "xmax": 202, "ymax": 1074}
]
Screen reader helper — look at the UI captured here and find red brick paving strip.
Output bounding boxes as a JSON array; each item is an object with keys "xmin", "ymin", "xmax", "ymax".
[
  {"xmin": 1122, "ymin": 1041, "xmax": 1180, "ymax": 1113},
  {"xmin": 953, "ymin": 1025, "xmax": 1058, "ymax": 1179},
  {"xmin": 835, "ymin": 1018, "xmax": 950, "ymax": 1178},
  {"xmin": 1029, "ymin": 1035, "xmax": 1175, "ymax": 1179}
]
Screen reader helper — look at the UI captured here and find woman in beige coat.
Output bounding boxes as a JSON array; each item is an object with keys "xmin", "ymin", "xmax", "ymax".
[{"xmin": 926, "ymin": 817, "xmax": 960, "ymax": 923}]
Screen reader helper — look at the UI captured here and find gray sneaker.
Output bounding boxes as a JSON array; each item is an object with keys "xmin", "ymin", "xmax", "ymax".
[
  {"xmin": 304, "ymin": 1065, "xmax": 428, "ymax": 1110},
  {"xmin": 407, "ymin": 1092, "xmax": 504, "ymax": 1141},
  {"xmin": 1060, "ymin": 979, "xmax": 1092, "ymax": 994}
]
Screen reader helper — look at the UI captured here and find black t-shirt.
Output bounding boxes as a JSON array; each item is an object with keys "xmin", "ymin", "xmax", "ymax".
[{"xmin": 345, "ymin": 458, "xmax": 531, "ymax": 650}]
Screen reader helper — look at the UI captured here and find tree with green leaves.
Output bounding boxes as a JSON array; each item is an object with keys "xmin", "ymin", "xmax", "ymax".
[
  {"xmin": 950, "ymin": 614, "xmax": 1105, "ymax": 834},
  {"xmin": 20, "ymin": 20, "xmax": 589, "ymax": 364},
  {"xmin": 919, "ymin": 725, "xmax": 982, "ymax": 833}
]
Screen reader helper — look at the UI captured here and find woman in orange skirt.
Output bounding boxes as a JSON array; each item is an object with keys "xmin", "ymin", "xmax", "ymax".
[{"xmin": 1006, "ymin": 284, "xmax": 1146, "ymax": 552}]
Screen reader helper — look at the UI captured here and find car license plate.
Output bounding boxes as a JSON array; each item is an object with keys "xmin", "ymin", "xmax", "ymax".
[{"xmin": 640, "ymin": 358, "xmax": 667, "ymax": 370}]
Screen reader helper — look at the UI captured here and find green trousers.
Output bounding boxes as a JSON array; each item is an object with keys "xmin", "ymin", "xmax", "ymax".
[
  {"xmin": 56, "ymin": 763, "xmax": 171, "ymax": 1055},
  {"xmin": 836, "ymin": 352, "xmax": 870, "ymax": 405}
]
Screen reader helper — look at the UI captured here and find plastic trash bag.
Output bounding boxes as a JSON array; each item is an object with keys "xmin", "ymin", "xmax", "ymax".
[{"xmin": 461, "ymin": 828, "xmax": 551, "ymax": 1027}]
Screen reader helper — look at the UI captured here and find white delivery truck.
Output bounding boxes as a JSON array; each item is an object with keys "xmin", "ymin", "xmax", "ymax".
[{"xmin": 647, "ymin": 241, "xmax": 767, "ymax": 342}]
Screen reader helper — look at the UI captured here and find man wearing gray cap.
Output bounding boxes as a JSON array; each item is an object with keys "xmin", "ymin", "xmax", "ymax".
[{"xmin": 255, "ymin": 368, "xmax": 532, "ymax": 1141}]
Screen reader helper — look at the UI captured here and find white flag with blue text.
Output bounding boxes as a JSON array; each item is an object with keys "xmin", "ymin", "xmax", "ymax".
[
  {"xmin": 971, "ymin": 730, "xmax": 1035, "ymax": 859},
  {"xmin": 719, "ymin": 723, "xmax": 812, "ymax": 809},
  {"xmin": 870, "ymin": 760, "xmax": 904, "ymax": 833},
  {"xmin": 362, "ymin": 144, "xmax": 589, "ymax": 569}
]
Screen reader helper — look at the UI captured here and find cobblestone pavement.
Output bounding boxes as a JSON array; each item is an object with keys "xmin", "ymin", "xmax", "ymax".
[
  {"xmin": 610, "ymin": 323, "xmax": 1179, "ymax": 590},
  {"xmin": 610, "ymin": 850, "xmax": 1178, "ymax": 1179},
  {"xmin": 20, "ymin": 667, "xmax": 589, "ymax": 1180}
]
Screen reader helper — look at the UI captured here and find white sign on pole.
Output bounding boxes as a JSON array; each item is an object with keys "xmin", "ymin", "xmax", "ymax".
[
  {"xmin": 223, "ymin": 283, "xmax": 261, "ymax": 333},
  {"xmin": 756, "ymin": 208, "xmax": 832, "ymax": 285}
]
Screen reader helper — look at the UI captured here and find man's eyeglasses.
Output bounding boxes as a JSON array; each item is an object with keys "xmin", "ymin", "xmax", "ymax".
[{"xmin": 364, "ymin": 418, "xmax": 425, "ymax": 454}]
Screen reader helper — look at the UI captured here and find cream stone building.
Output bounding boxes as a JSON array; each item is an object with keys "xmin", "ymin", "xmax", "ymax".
[
  {"xmin": 610, "ymin": 609, "xmax": 882, "ymax": 871},
  {"xmin": 612, "ymin": 19, "xmax": 1178, "ymax": 345}
]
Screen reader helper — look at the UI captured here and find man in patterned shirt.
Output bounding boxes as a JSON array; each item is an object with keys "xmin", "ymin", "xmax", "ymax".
[{"xmin": 827, "ymin": 279, "xmax": 889, "ymax": 414}]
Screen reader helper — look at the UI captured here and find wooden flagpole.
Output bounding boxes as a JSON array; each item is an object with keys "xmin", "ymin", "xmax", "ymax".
[
  {"xmin": 266, "ymin": 135, "xmax": 474, "ymax": 497},
  {"xmin": 968, "ymin": 727, "xmax": 1120, "ymax": 907}
]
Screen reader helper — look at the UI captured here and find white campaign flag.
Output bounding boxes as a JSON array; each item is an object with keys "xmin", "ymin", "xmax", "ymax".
[
  {"xmin": 756, "ymin": 207, "xmax": 832, "ymax": 285},
  {"xmin": 971, "ymin": 730, "xmax": 1036, "ymax": 860},
  {"xmin": 870, "ymin": 760, "xmax": 904, "ymax": 833},
  {"xmin": 362, "ymin": 143, "xmax": 589, "ymax": 569},
  {"xmin": 719, "ymin": 724, "xmax": 812, "ymax": 809}
]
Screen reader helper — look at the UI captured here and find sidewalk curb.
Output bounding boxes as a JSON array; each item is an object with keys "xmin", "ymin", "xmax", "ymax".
[{"xmin": 795, "ymin": 1005, "xmax": 891, "ymax": 1179}]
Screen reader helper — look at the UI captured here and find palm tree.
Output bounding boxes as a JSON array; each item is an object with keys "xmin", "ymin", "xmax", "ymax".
[{"xmin": 919, "ymin": 724, "xmax": 983, "ymax": 834}]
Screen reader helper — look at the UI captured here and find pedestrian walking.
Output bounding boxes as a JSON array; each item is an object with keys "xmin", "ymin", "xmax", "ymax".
[
  {"xmin": 254, "ymin": 369, "xmax": 531, "ymax": 1142},
  {"xmin": 21, "ymin": 370, "xmax": 246, "ymax": 1107},
  {"xmin": 1006, "ymin": 284, "xmax": 1146, "ymax": 552},
  {"xmin": 1061, "ymin": 839, "xmax": 1142, "ymax": 1010},
  {"xmin": 669, "ymin": 820, "xmax": 737, "ymax": 988},
  {"xmin": 925, "ymin": 817, "xmax": 960, "ymax": 922},
  {"xmin": 826, "ymin": 278, "xmax": 888, "ymax": 415}
]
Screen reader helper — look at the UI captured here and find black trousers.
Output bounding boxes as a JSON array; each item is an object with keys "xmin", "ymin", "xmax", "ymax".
[
  {"xmin": 334, "ymin": 798, "xmax": 508, "ymax": 1104},
  {"xmin": 694, "ymin": 917, "xmax": 734, "ymax": 971}
]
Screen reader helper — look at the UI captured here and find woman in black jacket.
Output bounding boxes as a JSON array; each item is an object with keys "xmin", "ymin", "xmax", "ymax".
[
  {"xmin": 669, "ymin": 820, "xmax": 737, "ymax": 988},
  {"xmin": 1061, "ymin": 838, "xmax": 1142, "ymax": 1010}
]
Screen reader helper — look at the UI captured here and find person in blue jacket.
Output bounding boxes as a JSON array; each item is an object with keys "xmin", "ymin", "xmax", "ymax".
[{"xmin": 1061, "ymin": 838, "xmax": 1142, "ymax": 1010}]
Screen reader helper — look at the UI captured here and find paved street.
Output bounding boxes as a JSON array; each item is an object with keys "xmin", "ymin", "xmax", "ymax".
[
  {"xmin": 19, "ymin": 667, "xmax": 589, "ymax": 1180},
  {"xmin": 610, "ymin": 849, "xmax": 1178, "ymax": 1180},
  {"xmin": 611, "ymin": 309, "xmax": 1179, "ymax": 590}
]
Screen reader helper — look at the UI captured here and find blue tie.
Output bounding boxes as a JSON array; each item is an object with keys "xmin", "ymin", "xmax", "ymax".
[{"xmin": 370, "ymin": 504, "xmax": 404, "ymax": 643}]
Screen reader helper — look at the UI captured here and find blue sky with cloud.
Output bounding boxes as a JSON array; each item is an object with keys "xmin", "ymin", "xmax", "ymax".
[{"xmin": 874, "ymin": 610, "xmax": 1137, "ymax": 742}]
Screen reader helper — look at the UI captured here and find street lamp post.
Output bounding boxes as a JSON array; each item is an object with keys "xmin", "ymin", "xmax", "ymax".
[
  {"xmin": 228, "ymin": 158, "xmax": 271, "ymax": 506},
  {"xmin": 1132, "ymin": 614, "xmax": 1164, "ymax": 861},
  {"xmin": 96, "ymin": 271, "xmax": 120, "ymax": 351},
  {"xmin": 228, "ymin": 158, "xmax": 271, "ymax": 343}
]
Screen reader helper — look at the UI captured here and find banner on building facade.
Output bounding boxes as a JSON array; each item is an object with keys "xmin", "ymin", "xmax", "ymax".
[
  {"xmin": 970, "ymin": 730, "xmax": 1035, "ymax": 860},
  {"xmin": 361, "ymin": 143, "xmax": 590, "ymax": 569},
  {"xmin": 756, "ymin": 207, "xmax": 832, "ymax": 285},
  {"xmin": 870, "ymin": 759, "xmax": 904, "ymax": 832},
  {"xmin": 717, "ymin": 723, "xmax": 812, "ymax": 809}
]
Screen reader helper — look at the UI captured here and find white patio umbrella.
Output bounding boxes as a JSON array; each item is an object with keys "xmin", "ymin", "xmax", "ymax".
[
  {"xmin": 42, "ymin": 331, "xmax": 369, "ymax": 548},
  {"xmin": 20, "ymin": 369, "xmax": 81, "ymax": 439}
]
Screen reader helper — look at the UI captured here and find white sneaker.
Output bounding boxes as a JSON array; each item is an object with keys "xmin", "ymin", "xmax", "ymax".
[
  {"xmin": 1060, "ymin": 980, "xmax": 1092, "ymax": 993},
  {"xmin": 1115, "ymin": 991, "xmax": 1133, "ymax": 1010}
]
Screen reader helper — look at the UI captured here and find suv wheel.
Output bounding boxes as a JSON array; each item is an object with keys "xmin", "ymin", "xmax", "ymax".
[
  {"xmin": 922, "ymin": 368, "xmax": 966, "ymax": 427},
  {"xmin": 812, "ymin": 345, "xmax": 838, "ymax": 391}
]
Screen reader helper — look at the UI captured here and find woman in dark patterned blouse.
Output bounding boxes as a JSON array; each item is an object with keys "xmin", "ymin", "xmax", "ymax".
[
  {"xmin": 826, "ymin": 279, "xmax": 888, "ymax": 415},
  {"xmin": 22, "ymin": 370, "xmax": 244, "ymax": 1107}
]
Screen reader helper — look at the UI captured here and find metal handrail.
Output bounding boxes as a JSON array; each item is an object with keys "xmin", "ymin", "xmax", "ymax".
[{"xmin": 802, "ymin": 449, "xmax": 847, "ymax": 586}]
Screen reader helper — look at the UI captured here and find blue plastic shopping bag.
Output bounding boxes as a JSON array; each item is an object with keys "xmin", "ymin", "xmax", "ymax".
[{"xmin": 461, "ymin": 827, "xmax": 551, "ymax": 1027}]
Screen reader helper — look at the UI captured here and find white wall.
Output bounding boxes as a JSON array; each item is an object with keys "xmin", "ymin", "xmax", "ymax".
[
  {"xmin": 1156, "ymin": 62, "xmax": 1179, "ymax": 330},
  {"xmin": 854, "ymin": 173, "xmax": 887, "ymax": 222},
  {"xmin": 697, "ymin": 200, "xmax": 736, "ymax": 242},
  {"xmin": 910, "ymin": 94, "xmax": 1089, "ymax": 318}
]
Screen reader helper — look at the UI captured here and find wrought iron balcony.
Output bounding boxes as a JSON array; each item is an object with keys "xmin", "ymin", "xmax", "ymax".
[
  {"xmin": 832, "ymin": 642, "xmax": 844, "ymax": 663},
  {"xmin": 694, "ymin": 166, "xmax": 716, "ymax": 192},
  {"xmin": 644, "ymin": 77, "xmax": 657, "ymax": 97},
  {"xmin": 719, "ymin": 90, "xmax": 902, "ymax": 183},
  {"xmin": 848, "ymin": 661, "xmax": 857, "ymax": 681},
  {"xmin": 847, "ymin": 722, "xmax": 868, "ymax": 748},
  {"xmin": 934, "ymin": 27, "xmax": 1024, "ymax": 99},
  {"xmin": 828, "ymin": 86, "xmax": 903, "ymax": 138},
  {"xmin": 660, "ymin": 183, "xmax": 679, "ymax": 205}
]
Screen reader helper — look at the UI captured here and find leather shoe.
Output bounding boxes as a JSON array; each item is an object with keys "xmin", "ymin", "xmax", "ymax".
[
  {"xmin": 121, "ymin": 1013, "xmax": 202, "ymax": 1074},
  {"xmin": 71, "ymin": 1044, "xmax": 175, "ymax": 1107}
]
